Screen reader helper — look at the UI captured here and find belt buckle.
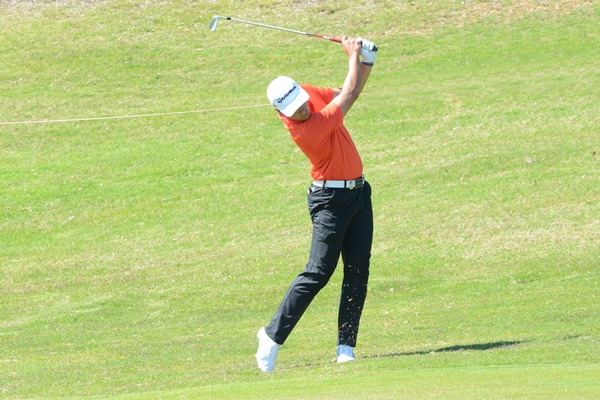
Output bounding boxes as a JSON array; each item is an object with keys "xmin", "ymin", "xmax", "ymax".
[{"xmin": 348, "ymin": 180, "xmax": 355, "ymax": 190}]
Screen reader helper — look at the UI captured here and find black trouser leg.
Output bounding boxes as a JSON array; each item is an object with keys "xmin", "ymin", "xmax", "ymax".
[
  {"xmin": 265, "ymin": 182, "xmax": 373, "ymax": 346},
  {"xmin": 338, "ymin": 183, "xmax": 373, "ymax": 347}
]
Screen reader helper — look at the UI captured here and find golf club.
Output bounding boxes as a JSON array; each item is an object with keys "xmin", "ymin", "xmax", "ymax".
[{"xmin": 208, "ymin": 15, "xmax": 377, "ymax": 51}]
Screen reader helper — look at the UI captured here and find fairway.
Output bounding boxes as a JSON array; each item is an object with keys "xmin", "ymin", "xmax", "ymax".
[{"xmin": 1, "ymin": 0, "xmax": 599, "ymax": 398}]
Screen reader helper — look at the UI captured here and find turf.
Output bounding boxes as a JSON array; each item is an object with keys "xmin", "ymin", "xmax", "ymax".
[{"xmin": 1, "ymin": 0, "xmax": 599, "ymax": 398}]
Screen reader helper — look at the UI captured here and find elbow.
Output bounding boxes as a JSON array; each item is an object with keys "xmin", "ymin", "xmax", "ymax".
[
  {"xmin": 349, "ymin": 88, "xmax": 361, "ymax": 103},
  {"xmin": 345, "ymin": 82, "xmax": 361, "ymax": 101}
]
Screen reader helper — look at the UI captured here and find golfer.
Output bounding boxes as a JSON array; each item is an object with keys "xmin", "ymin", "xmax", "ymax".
[{"xmin": 256, "ymin": 36, "xmax": 377, "ymax": 372}]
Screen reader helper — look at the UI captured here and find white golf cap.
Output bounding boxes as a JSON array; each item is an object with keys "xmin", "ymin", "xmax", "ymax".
[{"xmin": 266, "ymin": 76, "xmax": 310, "ymax": 117}]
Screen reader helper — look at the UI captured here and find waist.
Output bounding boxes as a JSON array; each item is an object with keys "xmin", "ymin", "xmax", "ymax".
[{"xmin": 312, "ymin": 175, "xmax": 364, "ymax": 190}]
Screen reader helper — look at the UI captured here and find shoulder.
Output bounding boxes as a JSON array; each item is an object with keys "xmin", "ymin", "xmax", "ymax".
[
  {"xmin": 305, "ymin": 102, "xmax": 343, "ymax": 132},
  {"xmin": 301, "ymin": 84, "xmax": 334, "ymax": 99}
]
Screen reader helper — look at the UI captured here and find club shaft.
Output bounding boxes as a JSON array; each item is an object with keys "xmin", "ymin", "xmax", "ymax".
[{"xmin": 223, "ymin": 17, "xmax": 341, "ymax": 43}]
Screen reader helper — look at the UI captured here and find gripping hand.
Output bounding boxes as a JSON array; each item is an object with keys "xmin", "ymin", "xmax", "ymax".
[{"xmin": 358, "ymin": 37, "xmax": 377, "ymax": 64}]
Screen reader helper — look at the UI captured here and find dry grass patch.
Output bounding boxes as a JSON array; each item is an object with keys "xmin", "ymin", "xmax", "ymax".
[{"xmin": 441, "ymin": 0, "xmax": 596, "ymax": 27}]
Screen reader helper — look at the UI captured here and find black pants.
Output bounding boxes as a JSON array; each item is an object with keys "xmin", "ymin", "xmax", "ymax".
[{"xmin": 265, "ymin": 181, "xmax": 373, "ymax": 347}]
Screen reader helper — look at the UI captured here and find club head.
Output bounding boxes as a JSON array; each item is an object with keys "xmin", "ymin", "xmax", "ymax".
[
  {"xmin": 208, "ymin": 16, "xmax": 219, "ymax": 32},
  {"xmin": 209, "ymin": 16, "xmax": 229, "ymax": 32}
]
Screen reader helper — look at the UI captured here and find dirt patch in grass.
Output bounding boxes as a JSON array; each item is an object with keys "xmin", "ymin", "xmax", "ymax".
[
  {"xmin": 439, "ymin": 0, "xmax": 596, "ymax": 28},
  {"xmin": 2, "ymin": 0, "xmax": 595, "ymax": 26},
  {"xmin": 374, "ymin": 0, "xmax": 597, "ymax": 36},
  {"xmin": 0, "ymin": 0, "xmax": 108, "ymax": 17}
]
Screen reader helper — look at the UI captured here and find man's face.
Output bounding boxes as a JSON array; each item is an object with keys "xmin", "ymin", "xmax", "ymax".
[{"xmin": 288, "ymin": 101, "xmax": 310, "ymax": 121}]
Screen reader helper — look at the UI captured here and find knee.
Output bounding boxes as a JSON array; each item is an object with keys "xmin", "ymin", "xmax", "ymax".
[{"xmin": 298, "ymin": 269, "xmax": 333, "ymax": 290}]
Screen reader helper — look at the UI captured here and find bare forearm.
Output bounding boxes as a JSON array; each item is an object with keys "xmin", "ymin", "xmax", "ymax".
[
  {"xmin": 358, "ymin": 62, "xmax": 372, "ymax": 93},
  {"xmin": 342, "ymin": 52, "xmax": 362, "ymax": 100},
  {"xmin": 331, "ymin": 36, "xmax": 365, "ymax": 115}
]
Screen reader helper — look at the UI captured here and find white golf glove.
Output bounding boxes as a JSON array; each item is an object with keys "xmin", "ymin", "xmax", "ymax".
[{"xmin": 358, "ymin": 37, "xmax": 377, "ymax": 64}]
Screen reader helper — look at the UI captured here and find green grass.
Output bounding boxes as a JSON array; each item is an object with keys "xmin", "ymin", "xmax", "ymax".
[{"xmin": 1, "ymin": 0, "xmax": 599, "ymax": 398}]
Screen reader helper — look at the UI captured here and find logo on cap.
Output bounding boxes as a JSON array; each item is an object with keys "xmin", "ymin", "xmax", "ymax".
[{"xmin": 277, "ymin": 85, "xmax": 297, "ymax": 104}]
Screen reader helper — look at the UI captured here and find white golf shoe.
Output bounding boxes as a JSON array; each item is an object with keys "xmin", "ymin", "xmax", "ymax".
[
  {"xmin": 336, "ymin": 344, "xmax": 356, "ymax": 363},
  {"xmin": 255, "ymin": 328, "xmax": 280, "ymax": 372}
]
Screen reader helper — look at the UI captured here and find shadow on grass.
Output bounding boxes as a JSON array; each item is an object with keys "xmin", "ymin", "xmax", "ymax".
[{"xmin": 369, "ymin": 340, "xmax": 527, "ymax": 359}]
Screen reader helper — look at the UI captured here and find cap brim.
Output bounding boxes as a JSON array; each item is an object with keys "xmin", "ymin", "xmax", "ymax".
[{"xmin": 279, "ymin": 86, "xmax": 310, "ymax": 117}]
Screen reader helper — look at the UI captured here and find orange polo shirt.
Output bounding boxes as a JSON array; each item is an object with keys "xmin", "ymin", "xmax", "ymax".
[{"xmin": 278, "ymin": 84, "xmax": 363, "ymax": 181}]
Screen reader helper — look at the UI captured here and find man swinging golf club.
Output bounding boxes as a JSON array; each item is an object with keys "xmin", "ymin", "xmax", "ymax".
[{"xmin": 256, "ymin": 36, "xmax": 377, "ymax": 372}]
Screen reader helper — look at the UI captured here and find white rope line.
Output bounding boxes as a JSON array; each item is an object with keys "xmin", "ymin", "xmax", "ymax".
[{"xmin": 0, "ymin": 103, "xmax": 272, "ymax": 126}]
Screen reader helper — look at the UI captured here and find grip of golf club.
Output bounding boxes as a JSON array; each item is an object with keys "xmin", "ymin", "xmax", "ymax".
[
  {"xmin": 330, "ymin": 37, "xmax": 378, "ymax": 51},
  {"xmin": 311, "ymin": 34, "xmax": 341, "ymax": 43}
]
